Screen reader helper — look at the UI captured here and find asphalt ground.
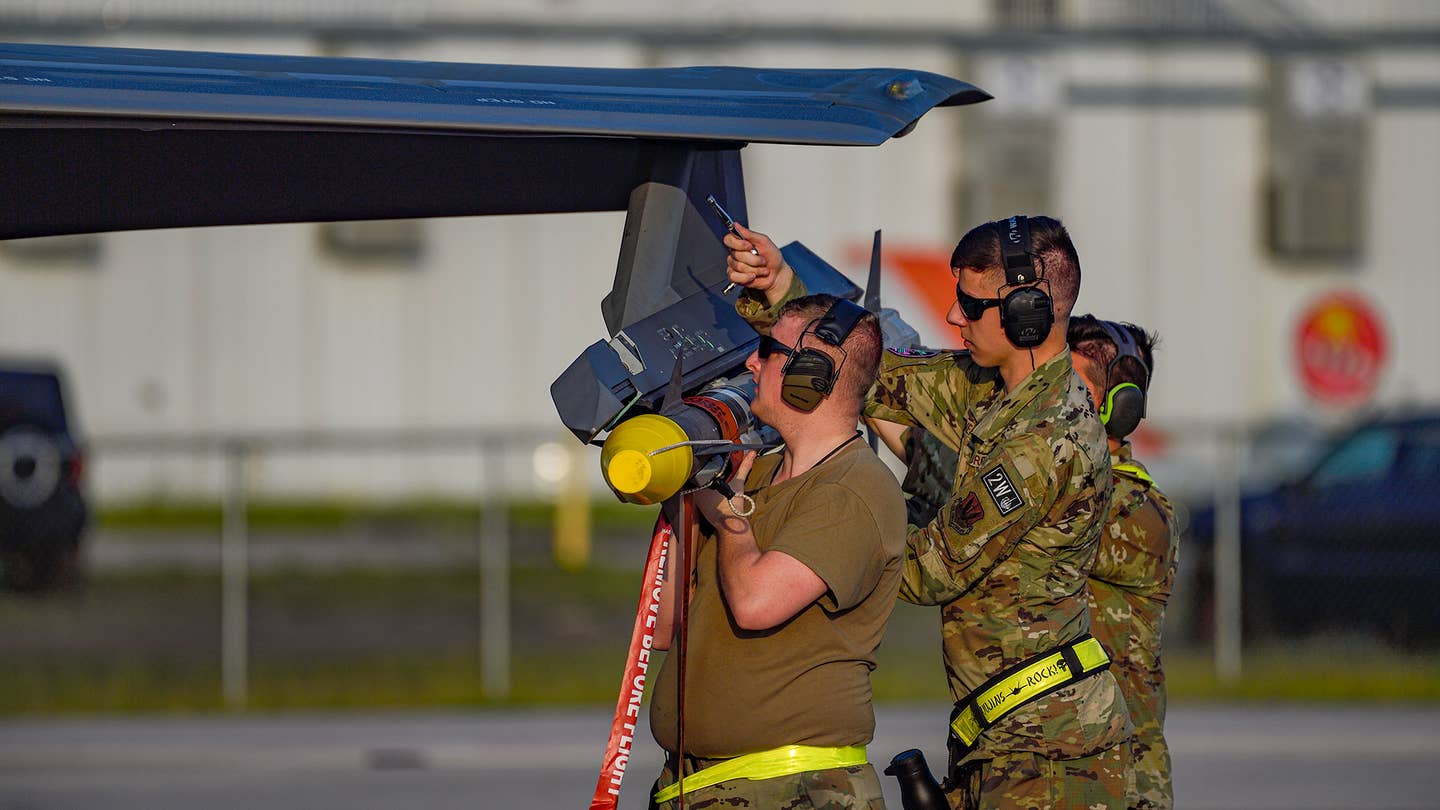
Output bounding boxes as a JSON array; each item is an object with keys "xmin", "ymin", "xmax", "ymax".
[{"xmin": 3, "ymin": 704, "xmax": 1438, "ymax": 809}]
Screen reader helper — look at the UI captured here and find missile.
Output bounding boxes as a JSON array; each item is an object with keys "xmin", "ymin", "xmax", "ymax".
[{"xmin": 600, "ymin": 377, "xmax": 775, "ymax": 505}]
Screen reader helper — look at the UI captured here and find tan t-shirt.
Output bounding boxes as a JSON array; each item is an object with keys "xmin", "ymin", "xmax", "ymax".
[{"xmin": 649, "ymin": 440, "xmax": 907, "ymax": 757}]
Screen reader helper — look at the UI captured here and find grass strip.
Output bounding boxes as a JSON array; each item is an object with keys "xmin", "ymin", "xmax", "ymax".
[
  {"xmin": 4, "ymin": 569, "xmax": 1439, "ymax": 715},
  {"xmin": 99, "ymin": 498, "xmax": 661, "ymax": 533}
]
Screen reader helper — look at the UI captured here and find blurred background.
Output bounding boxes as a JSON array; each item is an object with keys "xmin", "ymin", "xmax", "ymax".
[{"xmin": 1, "ymin": 1, "xmax": 1438, "ymax": 808}]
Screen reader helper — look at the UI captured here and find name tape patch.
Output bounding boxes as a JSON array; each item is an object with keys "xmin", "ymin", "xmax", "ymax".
[{"xmin": 981, "ymin": 465, "xmax": 1023, "ymax": 516}]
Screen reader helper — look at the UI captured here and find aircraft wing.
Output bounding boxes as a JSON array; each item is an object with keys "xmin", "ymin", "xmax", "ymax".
[{"xmin": 0, "ymin": 42, "xmax": 988, "ymax": 239}]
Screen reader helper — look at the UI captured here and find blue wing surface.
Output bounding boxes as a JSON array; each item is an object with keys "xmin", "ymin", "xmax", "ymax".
[{"xmin": 0, "ymin": 43, "xmax": 987, "ymax": 238}]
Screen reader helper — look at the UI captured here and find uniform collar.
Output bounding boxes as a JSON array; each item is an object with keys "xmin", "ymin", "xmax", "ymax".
[
  {"xmin": 971, "ymin": 348, "xmax": 1075, "ymax": 445},
  {"xmin": 1111, "ymin": 441, "xmax": 1134, "ymax": 467},
  {"xmin": 1110, "ymin": 441, "xmax": 1156, "ymax": 486}
]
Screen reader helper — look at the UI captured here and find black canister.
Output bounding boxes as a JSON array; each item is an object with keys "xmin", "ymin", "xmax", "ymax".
[{"xmin": 883, "ymin": 748, "xmax": 948, "ymax": 810}]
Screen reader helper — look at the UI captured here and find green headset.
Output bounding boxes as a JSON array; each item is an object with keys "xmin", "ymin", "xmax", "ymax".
[
  {"xmin": 1097, "ymin": 320, "xmax": 1150, "ymax": 440},
  {"xmin": 780, "ymin": 298, "xmax": 868, "ymax": 412}
]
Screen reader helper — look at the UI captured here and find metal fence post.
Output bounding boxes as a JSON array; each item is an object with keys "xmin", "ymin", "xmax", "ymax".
[
  {"xmin": 221, "ymin": 440, "xmax": 250, "ymax": 709},
  {"xmin": 479, "ymin": 436, "xmax": 511, "ymax": 700},
  {"xmin": 1214, "ymin": 427, "xmax": 1243, "ymax": 684}
]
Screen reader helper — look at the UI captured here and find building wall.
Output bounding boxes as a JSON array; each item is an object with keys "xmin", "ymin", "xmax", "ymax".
[{"xmin": 1, "ymin": 2, "xmax": 1437, "ymax": 499}]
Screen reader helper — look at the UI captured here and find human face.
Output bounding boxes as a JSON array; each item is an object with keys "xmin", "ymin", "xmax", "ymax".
[
  {"xmin": 946, "ymin": 268, "xmax": 1009, "ymax": 368},
  {"xmin": 744, "ymin": 315, "xmax": 804, "ymax": 425}
]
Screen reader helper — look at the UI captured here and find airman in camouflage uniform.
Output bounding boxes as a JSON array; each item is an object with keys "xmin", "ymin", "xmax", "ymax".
[
  {"xmin": 1088, "ymin": 444, "xmax": 1176, "ymax": 809},
  {"xmin": 728, "ymin": 216, "xmax": 1132, "ymax": 809},
  {"xmin": 1069, "ymin": 316, "xmax": 1178, "ymax": 809},
  {"xmin": 867, "ymin": 344, "xmax": 1131, "ymax": 809},
  {"xmin": 900, "ymin": 315, "xmax": 1178, "ymax": 809}
]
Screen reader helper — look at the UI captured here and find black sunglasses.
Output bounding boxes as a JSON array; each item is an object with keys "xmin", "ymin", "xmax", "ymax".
[
  {"xmin": 956, "ymin": 284, "xmax": 1003, "ymax": 321},
  {"xmin": 756, "ymin": 335, "xmax": 796, "ymax": 360}
]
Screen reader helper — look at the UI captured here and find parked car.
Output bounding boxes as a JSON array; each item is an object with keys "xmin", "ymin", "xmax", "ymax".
[
  {"xmin": 0, "ymin": 360, "xmax": 88, "ymax": 591},
  {"xmin": 1187, "ymin": 410, "xmax": 1440, "ymax": 646}
]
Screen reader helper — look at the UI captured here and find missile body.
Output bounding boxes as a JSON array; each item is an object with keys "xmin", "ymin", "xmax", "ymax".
[{"xmin": 600, "ymin": 379, "xmax": 773, "ymax": 505}]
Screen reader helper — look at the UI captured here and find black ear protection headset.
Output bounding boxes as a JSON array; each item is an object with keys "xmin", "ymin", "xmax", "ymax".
[
  {"xmin": 995, "ymin": 215, "xmax": 1055, "ymax": 349},
  {"xmin": 1097, "ymin": 320, "xmax": 1151, "ymax": 439},
  {"xmin": 780, "ymin": 298, "xmax": 868, "ymax": 412}
]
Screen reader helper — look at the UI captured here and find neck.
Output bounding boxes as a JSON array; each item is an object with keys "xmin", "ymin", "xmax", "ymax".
[
  {"xmin": 775, "ymin": 417, "xmax": 861, "ymax": 483},
  {"xmin": 1108, "ymin": 437, "xmax": 1123, "ymax": 454},
  {"xmin": 998, "ymin": 335, "xmax": 1065, "ymax": 391}
]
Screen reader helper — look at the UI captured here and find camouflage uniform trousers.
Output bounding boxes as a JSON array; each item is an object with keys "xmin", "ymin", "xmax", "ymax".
[
  {"xmin": 1129, "ymin": 732, "xmax": 1172, "ymax": 810},
  {"xmin": 649, "ymin": 759, "xmax": 887, "ymax": 810},
  {"xmin": 947, "ymin": 740, "xmax": 1130, "ymax": 810}
]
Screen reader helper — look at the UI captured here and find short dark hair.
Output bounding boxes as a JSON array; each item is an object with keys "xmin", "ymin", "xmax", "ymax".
[
  {"xmin": 777, "ymin": 294, "xmax": 881, "ymax": 410},
  {"xmin": 1067, "ymin": 314, "xmax": 1157, "ymax": 395},
  {"xmin": 950, "ymin": 215, "xmax": 1081, "ymax": 320}
]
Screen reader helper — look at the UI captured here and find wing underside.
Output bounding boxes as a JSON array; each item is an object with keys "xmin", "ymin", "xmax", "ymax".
[{"xmin": 0, "ymin": 42, "xmax": 988, "ymax": 239}]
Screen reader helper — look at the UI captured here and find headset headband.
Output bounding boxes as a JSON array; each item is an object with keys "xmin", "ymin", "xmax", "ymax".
[
  {"xmin": 997, "ymin": 215, "xmax": 1038, "ymax": 286},
  {"xmin": 1099, "ymin": 320, "xmax": 1151, "ymax": 416},
  {"xmin": 778, "ymin": 297, "xmax": 869, "ymax": 411},
  {"xmin": 811, "ymin": 298, "xmax": 867, "ymax": 347}
]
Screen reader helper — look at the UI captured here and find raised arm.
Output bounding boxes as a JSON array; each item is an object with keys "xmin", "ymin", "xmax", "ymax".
[
  {"xmin": 690, "ymin": 452, "xmax": 828, "ymax": 630},
  {"xmin": 724, "ymin": 223, "xmax": 794, "ymax": 308}
]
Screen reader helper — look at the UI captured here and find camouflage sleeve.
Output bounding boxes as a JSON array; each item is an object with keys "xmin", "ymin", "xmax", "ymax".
[
  {"xmin": 898, "ymin": 433, "xmax": 1057, "ymax": 605},
  {"xmin": 862, "ymin": 350, "xmax": 975, "ymax": 451},
  {"xmin": 902, "ymin": 428, "xmax": 960, "ymax": 528},
  {"xmin": 1091, "ymin": 485, "xmax": 1178, "ymax": 598},
  {"xmin": 734, "ymin": 273, "xmax": 808, "ymax": 335}
]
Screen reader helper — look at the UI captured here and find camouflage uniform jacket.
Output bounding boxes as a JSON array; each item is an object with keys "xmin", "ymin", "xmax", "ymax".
[
  {"xmin": 1088, "ymin": 443, "xmax": 1178, "ymax": 809},
  {"xmin": 868, "ymin": 345, "xmax": 1132, "ymax": 763},
  {"xmin": 738, "ymin": 283, "xmax": 1131, "ymax": 762}
]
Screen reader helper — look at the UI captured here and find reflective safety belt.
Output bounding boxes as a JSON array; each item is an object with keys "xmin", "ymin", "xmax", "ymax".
[
  {"xmin": 949, "ymin": 635, "xmax": 1111, "ymax": 757},
  {"xmin": 652, "ymin": 744, "xmax": 868, "ymax": 805}
]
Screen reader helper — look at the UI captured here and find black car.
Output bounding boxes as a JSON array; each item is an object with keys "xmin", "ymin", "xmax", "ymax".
[
  {"xmin": 0, "ymin": 361, "xmax": 88, "ymax": 591},
  {"xmin": 1187, "ymin": 411, "xmax": 1440, "ymax": 645}
]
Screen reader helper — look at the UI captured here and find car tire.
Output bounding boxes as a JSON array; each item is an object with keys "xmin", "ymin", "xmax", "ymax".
[{"xmin": 0, "ymin": 426, "xmax": 63, "ymax": 509}]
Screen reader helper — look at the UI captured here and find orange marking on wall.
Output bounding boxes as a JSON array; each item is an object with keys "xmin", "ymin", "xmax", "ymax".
[{"xmin": 843, "ymin": 243, "xmax": 955, "ymax": 333}]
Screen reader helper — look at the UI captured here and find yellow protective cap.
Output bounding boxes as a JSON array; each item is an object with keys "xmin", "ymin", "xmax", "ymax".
[
  {"xmin": 606, "ymin": 450, "xmax": 654, "ymax": 494},
  {"xmin": 600, "ymin": 413, "xmax": 694, "ymax": 505}
]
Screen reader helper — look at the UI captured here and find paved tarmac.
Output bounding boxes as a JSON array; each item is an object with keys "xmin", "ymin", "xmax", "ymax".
[{"xmin": 3, "ymin": 703, "xmax": 1438, "ymax": 809}]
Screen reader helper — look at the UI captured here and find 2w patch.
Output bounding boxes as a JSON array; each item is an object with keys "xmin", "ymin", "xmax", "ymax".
[{"xmin": 981, "ymin": 465, "xmax": 1023, "ymax": 516}]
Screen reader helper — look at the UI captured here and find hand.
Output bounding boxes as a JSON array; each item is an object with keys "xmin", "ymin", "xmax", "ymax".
[
  {"xmin": 724, "ymin": 224, "xmax": 792, "ymax": 306},
  {"xmin": 692, "ymin": 450, "xmax": 758, "ymax": 526}
]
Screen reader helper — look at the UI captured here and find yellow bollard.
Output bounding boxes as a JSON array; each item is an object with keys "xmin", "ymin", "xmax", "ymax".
[{"xmin": 554, "ymin": 441, "xmax": 592, "ymax": 571}]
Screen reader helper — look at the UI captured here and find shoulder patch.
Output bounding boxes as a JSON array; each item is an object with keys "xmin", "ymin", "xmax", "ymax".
[
  {"xmin": 981, "ymin": 464, "xmax": 1024, "ymax": 516},
  {"xmin": 948, "ymin": 492, "xmax": 984, "ymax": 535},
  {"xmin": 886, "ymin": 346, "xmax": 941, "ymax": 358}
]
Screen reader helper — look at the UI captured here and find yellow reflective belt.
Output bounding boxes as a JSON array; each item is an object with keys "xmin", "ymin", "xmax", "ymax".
[
  {"xmin": 1112, "ymin": 462, "xmax": 1154, "ymax": 486},
  {"xmin": 950, "ymin": 636, "xmax": 1110, "ymax": 750},
  {"xmin": 652, "ymin": 744, "xmax": 868, "ymax": 805}
]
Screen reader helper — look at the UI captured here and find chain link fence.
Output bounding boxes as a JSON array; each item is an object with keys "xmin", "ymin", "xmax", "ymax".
[
  {"xmin": 1154, "ymin": 410, "xmax": 1440, "ymax": 679},
  {"xmin": 0, "ymin": 428, "xmax": 662, "ymax": 713},
  {"xmin": 3, "ymin": 414, "xmax": 1438, "ymax": 714}
]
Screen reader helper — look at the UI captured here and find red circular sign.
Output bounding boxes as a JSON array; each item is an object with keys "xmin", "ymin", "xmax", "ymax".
[{"xmin": 1295, "ymin": 291, "xmax": 1388, "ymax": 405}]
